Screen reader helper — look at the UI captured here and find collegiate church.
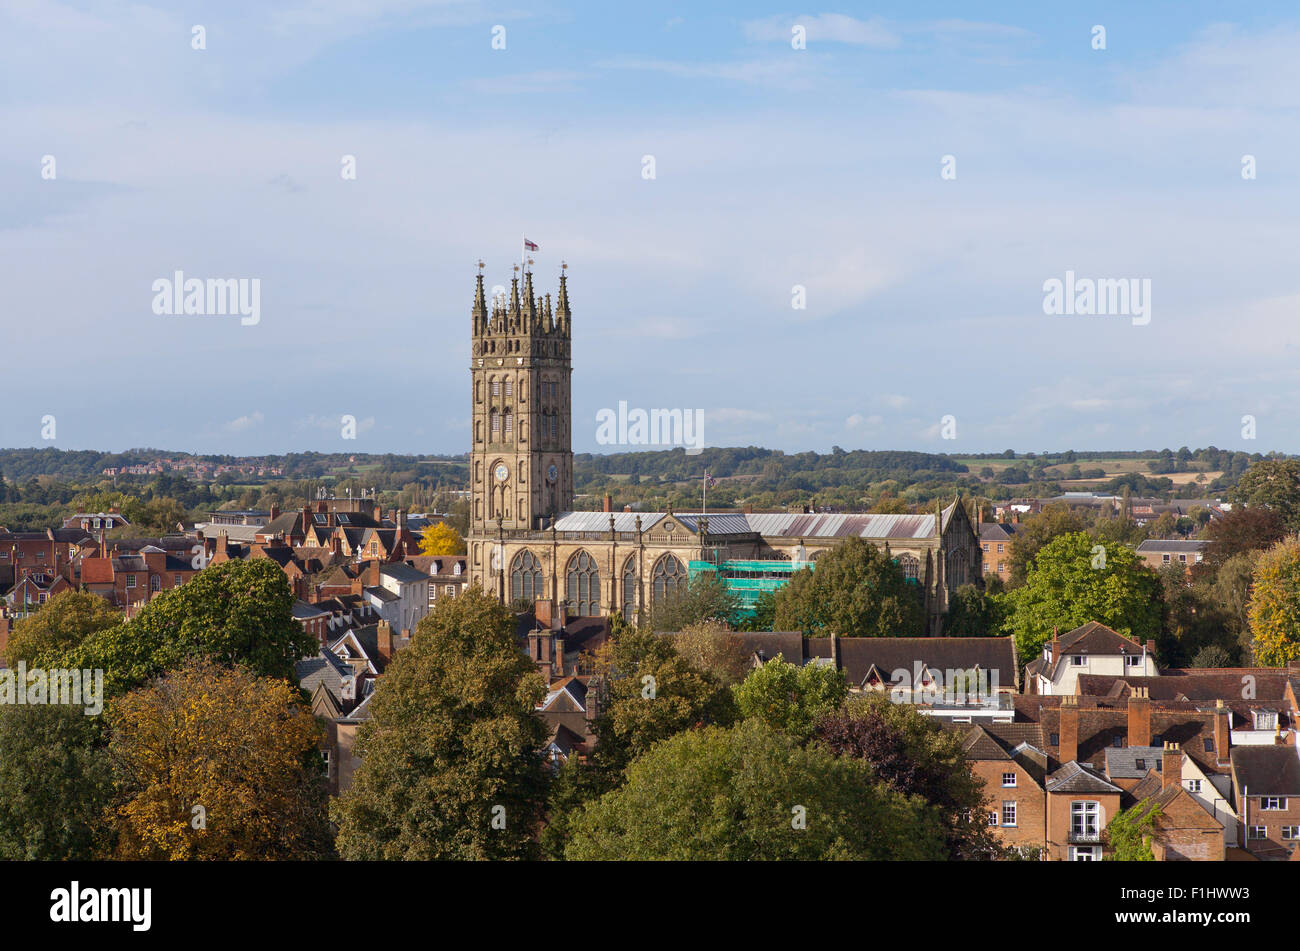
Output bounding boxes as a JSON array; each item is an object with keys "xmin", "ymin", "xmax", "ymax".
[{"xmin": 465, "ymin": 265, "xmax": 982, "ymax": 634}]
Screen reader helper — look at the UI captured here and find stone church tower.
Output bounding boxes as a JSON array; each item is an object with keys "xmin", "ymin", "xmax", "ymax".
[{"xmin": 468, "ymin": 264, "xmax": 575, "ymax": 593}]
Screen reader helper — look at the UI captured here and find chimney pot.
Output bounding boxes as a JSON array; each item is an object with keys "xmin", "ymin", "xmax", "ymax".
[
  {"xmin": 1162, "ymin": 742, "xmax": 1181, "ymax": 790},
  {"xmin": 1059, "ymin": 694, "xmax": 1079, "ymax": 764}
]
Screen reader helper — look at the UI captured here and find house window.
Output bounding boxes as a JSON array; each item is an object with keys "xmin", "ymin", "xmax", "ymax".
[
  {"xmin": 1282, "ymin": 827, "xmax": 1300, "ymax": 841},
  {"xmin": 174, "ymin": 574, "xmax": 182, "ymax": 585},
  {"xmin": 997, "ymin": 544, "xmax": 1004, "ymax": 554},
  {"xmin": 1071, "ymin": 801, "xmax": 1100, "ymax": 841},
  {"xmin": 1248, "ymin": 826, "xmax": 1267, "ymax": 840},
  {"xmin": 1254, "ymin": 711, "xmax": 1278, "ymax": 731},
  {"xmin": 1186, "ymin": 779, "xmax": 1201, "ymax": 793},
  {"xmin": 1001, "ymin": 802, "xmax": 1017, "ymax": 827},
  {"xmin": 1262, "ymin": 797, "xmax": 1287, "ymax": 811},
  {"xmin": 1179, "ymin": 554, "xmax": 1187, "ymax": 563},
  {"xmin": 1135, "ymin": 759, "xmax": 1146, "ymax": 770},
  {"xmin": 1125, "ymin": 654, "xmax": 1141, "ymax": 667},
  {"xmin": 125, "ymin": 575, "xmax": 137, "ymax": 589},
  {"xmin": 982, "ymin": 543, "xmax": 989, "ymax": 552},
  {"xmin": 987, "ymin": 812, "xmax": 998, "ymax": 827},
  {"xmin": 1001, "ymin": 773, "xmax": 1016, "ymax": 788},
  {"xmin": 1071, "ymin": 655, "xmax": 1085, "ymax": 666},
  {"xmin": 1069, "ymin": 846, "xmax": 1099, "ymax": 861},
  {"xmin": 1204, "ymin": 737, "xmax": 1215, "ymax": 752},
  {"xmin": 151, "ymin": 576, "xmax": 161, "ymax": 592},
  {"xmin": 1162, "ymin": 554, "xmax": 1170, "ymax": 564},
  {"xmin": 1049, "ymin": 733, "xmax": 1059, "ymax": 746},
  {"xmin": 1112, "ymin": 736, "xmax": 1122, "ymax": 747}
]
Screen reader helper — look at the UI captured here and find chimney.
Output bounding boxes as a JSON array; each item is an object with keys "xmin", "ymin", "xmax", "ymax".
[
  {"xmin": 1059, "ymin": 695, "xmax": 1079, "ymax": 764},
  {"xmin": 1214, "ymin": 699, "xmax": 1230, "ymax": 762},
  {"xmin": 331, "ymin": 533, "xmax": 342, "ymax": 558},
  {"xmin": 215, "ymin": 533, "xmax": 228, "ymax": 560},
  {"xmin": 396, "ymin": 509, "xmax": 407, "ymax": 532},
  {"xmin": 1128, "ymin": 686, "xmax": 1151, "ymax": 747},
  {"xmin": 1162, "ymin": 742, "xmax": 1181, "ymax": 790},
  {"xmin": 603, "ymin": 493, "xmax": 612, "ymax": 513},
  {"xmin": 743, "ymin": 503, "xmax": 753, "ymax": 514},
  {"xmin": 369, "ymin": 559, "xmax": 381, "ymax": 589},
  {"xmin": 376, "ymin": 620, "xmax": 393, "ymax": 662},
  {"xmin": 555, "ymin": 601, "xmax": 568, "ymax": 631},
  {"xmin": 270, "ymin": 504, "xmax": 280, "ymax": 520},
  {"xmin": 535, "ymin": 598, "xmax": 553, "ymax": 630},
  {"xmin": 301, "ymin": 505, "xmax": 313, "ymax": 535},
  {"xmin": 623, "ymin": 504, "xmax": 632, "ymax": 513}
]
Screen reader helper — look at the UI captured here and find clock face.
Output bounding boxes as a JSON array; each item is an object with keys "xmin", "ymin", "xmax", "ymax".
[
  {"xmin": 494, "ymin": 463, "xmax": 509, "ymax": 482},
  {"xmin": 547, "ymin": 464, "xmax": 558, "ymax": 483}
]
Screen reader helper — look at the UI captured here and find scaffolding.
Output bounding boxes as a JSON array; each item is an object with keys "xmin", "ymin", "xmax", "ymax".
[{"xmin": 688, "ymin": 559, "xmax": 815, "ymax": 616}]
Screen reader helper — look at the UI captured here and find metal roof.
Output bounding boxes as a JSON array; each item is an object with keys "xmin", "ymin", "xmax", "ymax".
[{"xmin": 552, "ymin": 509, "xmax": 949, "ymax": 539}]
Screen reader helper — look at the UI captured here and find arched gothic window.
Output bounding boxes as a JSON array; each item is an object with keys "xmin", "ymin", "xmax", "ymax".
[
  {"xmin": 566, "ymin": 550, "xmax": 601, "ymax": 616},
  {"xmin": 511, "ymin": 550, "xmax": 543, "ymax": 602}
]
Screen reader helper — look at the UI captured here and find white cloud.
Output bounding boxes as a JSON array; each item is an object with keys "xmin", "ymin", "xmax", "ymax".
[{"xmin": 743, "ymin": 14, "xmax": 900, "ymax": 49}]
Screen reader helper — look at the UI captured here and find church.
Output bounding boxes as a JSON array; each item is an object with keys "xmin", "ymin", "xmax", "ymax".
[{"xmin": 465, "ymin": 264, "xmax": 983, "ymax": 634}]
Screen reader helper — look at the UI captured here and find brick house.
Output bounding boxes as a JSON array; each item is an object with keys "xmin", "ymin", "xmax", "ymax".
[
  {"xmin": 1044, "ymin": 758, "xmax": 1122, "ymax": 861},
  {"xmin": 1231, "ymin": 744, "xmax": 1300, "ymax": 860},
  {"xmin": 1136, "ymin": 539, "xmax": 1208, "ymax": 575},
  {"xmin": 1119, "ymin": 744, "xmax": 1226, "ymax": 861},
  {"xmin": 978, "ymin": 522, "xmax": 1019, "ymax": 581},
  {"xmin": 962, "ymin": 723, "xmax": 1047, "ymax": 853}
]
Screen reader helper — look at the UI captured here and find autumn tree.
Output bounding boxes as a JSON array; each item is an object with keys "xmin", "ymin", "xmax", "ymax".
[
  {"xmin": 773, "ymin": 536, "xmax": 924, "ymax": 637},
  {"xmin": 565, "ymin": 720, "xmax": 946, "ymax": 861},
  {"xmin": 106, "ymin": 657, "xmax": 333, "ymax": 860},
  {"xmin": 814, "ymin": 693, "xmax": 1001, "ymax": 859},
  {"xmin": 1198, "ymin": 507, "xmax": 1286, "ymax": 575},
  {"xmin": 4, "ymin": 590, "xmax": 120, "ymax": 668},
  {"xmin": 331, "ymin": 586, "xmax": 550, "ymax": 859},
  {"xmin": 672, "ymin": 620, "xmax": 753, "ymax": 687},
  {"xmin": 66, "ymin": 558, "xmax": 316, "ymax": 695},
  {"xmin": 999, "ymin": 532, "xmax": 1162, "ymax": 664},
  {"xmin": 1247, "ymin": 536, "xmax": 1300, "ymax": 667},
  {"xmin": 644, "ymin": 571, "xmax": 739, "ymax": 631},
  {"xmin": 419, "ymin": 521, "xmax": 467, "ymax": 557}
]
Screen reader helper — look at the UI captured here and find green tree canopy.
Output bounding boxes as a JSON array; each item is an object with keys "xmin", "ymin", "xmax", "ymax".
[
  {"xmin": 773, "ymin": 536, "xmax": 925, "ymax": 637},
  {"xmin": 565, "ymin": 719, "xmax": 947, "ymax": 860},
  {"xmin": 814, "ymin": 693, "xmax": 1001, "ymax": 858},
  {"xmin": 733, "ymin": 655, "xmax": 847, "ymax": 743},
  {"xmin": 4, "ymin": 590, "xmax": 121, "ymax": 668},
  {"xmin": 65, "ymin": 558, "xmax": 315, "ymax": 695},
  {"xmin": 0, "ymin": 704, "xmax": 112, "ymax": 860},
  {"xmin": 331, "ymin": 586, "xmax": 550, "ymax": 859},
  {"xmin": 999, "ymin": 532, "xmax": 1163, "ymax": 664},
  {"xmin": 1233, "ymin": 460, "xmax": 1300, "ymax": 532}
]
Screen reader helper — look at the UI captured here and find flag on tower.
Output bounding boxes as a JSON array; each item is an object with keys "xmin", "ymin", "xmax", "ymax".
[
  {"xmin": 704, "ymin": 472, "xmax": 716, "ymax": 489},
  {"xmin": 524, "ymin": 238, "xmax": 539, "ymax": 251}
]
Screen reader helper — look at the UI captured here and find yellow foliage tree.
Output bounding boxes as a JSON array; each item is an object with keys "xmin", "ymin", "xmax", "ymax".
[
  {"xmin": 106, "ymin": 657, "xmax": 334, "ymax": 860},
  {"xmin": 419, "ymin": 521, "xmax": 466, "ymax": 557},
  {"xmin": 1247, "ymin": 535, "xmax": 1300, "ymax": 667}
]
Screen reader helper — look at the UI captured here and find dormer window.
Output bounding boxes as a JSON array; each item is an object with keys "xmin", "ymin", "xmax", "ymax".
[
  {"xmin": 1254, "ymin": 710, "xmax": 1278, "ymax": 731},
  {"xmin": 1125, "ymin": 654, "xmax": 1141, "ymax": 667},
  {"xmin": 1071, "ymin": 655, "xmax": 1085, "ymax": 666}
]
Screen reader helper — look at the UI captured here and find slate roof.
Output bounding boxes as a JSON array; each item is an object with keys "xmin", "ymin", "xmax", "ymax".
[
  {"xmin": 1136, "ymin": 539, "xmax": 1209, "ymax": 554},
  {"xmin": 380, "ymin": 561, "xmax": 428, "ymax": 584},
  {"xmin": 1046, "ymin": 761, "xmax": 1122, "ymax": 794},
  {"xmin": 826, "ymin": 636, "xmax": 1018, "ymax": 690},
  {"xmin": 979, "ymin": 522, "xmax": 1019, "ymax": 542},
  {"xmin": 1105, "ymin": 746, "xmax": 1170, "ymax": 779},
  {"xmin": 1231, "ymin": 746, "xmax": 1300, "ymax": 796}
]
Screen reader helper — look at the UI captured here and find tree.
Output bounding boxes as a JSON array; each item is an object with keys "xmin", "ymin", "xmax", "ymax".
[
  {"xmin": 739, "ymin": 588, "xmax": 777, "ymax": 632},
  {"xmin": 565, "ymin": 720, "xmax": 946, "ymax": 860},
  {"xmin": 1233, "ymin": 459, "xmax": 1300, "ymax": 531},
  {"xmin": 587, "ymin": 620, "xmax": 736, "ymax": 781},
  {"xmin": 0, "ymin": 705, "xmax": 112, "ymax": 860},
  {"xmin": 1191, "ymin": 644, "xmax": 1232, "ymax": 668},
  {"xmin": 946, "ymin": 582, "xmax": 1006, "ymax": 635},
  {"xmin": 1247, "ymin": 536, "xmax": 1300, "ymax": 667},
  {"xmin": 332, "ymin": 586, "xmax": 550, "ymax": 859},
  {"xmin": 1004, "ymin": 503, "xmax": 1086, "ymax": 587},
  {"xmin": 672, "ymin": 620, "xmax": 753, "ymax": 687},
  {"xmin": 107, "ymin": 657, "xmax": 333, "ymax": 860},
  {"xmin": 419, "ymin": 521, "xmax": 466, "ymax": 557},
  {"xmin": 773, "ymin": 537, "xmax": 925, "ymax": 637},
  {"xmin": 1105, "ymin": 802, "xmax": 1160, "ymax": 861},
  {"xmin": 733, "ymin": 656, "xmax": 847, "ymax": 743},
  {"xmin": 1000, "ymin": 532, "xmax": 1163, "ymax": 664},
  {"xmin": 4, "ymin": 590, "xmax": 121, "ymax": 668},
  {"xmin": 1199, "ymin": 507, "xmax": 1286, "ymax": 573},
  {"xmin": 645, "ymin": 571, "xmax": 739, "ymax": 631},
  {"xmin": 66, "ymin": 558, "xmax": 316, "ymax": 695},
  {"xmin": 815, "ymin": 694, "xmax": 1001, "ymax": 859}
]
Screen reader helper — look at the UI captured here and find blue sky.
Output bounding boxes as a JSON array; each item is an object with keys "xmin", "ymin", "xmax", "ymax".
[{"xmin": 3, "ymin": 2, "xmax": 1299, "ymax": 457}]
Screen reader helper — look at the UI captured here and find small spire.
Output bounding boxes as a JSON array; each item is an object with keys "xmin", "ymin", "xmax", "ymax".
[
  {"xmin": 522, "ymin": 268, "xmax": 537, "ymax": 332},
  {"xmin": 472, "ymin": 266, "xmax": 488, "ymax": 334},
  {"xmin": 556, "ymin": 263, "xmax": 571, "ymax": 336},
  {"xmin": 509, "ymin": 269, "xmax": 521, "ymax": 322}
]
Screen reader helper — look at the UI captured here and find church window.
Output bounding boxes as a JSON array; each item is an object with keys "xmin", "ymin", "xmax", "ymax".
[
  {"xmin": 566, "ymin": 550, "xmax": 601, "ymax": 617},
  {"xmin": 511, "ymin": 550, "xmax": 543, "ymax": 602},
  {"xmin": 651, "ymin": 554, "xmax": 687, "ymax": 604},
  {"xmin": 896, "ymin": 553, "xmax": 919, "ymax": 581},
  {"xmin": 621, "ymin": 556, "xmax": 638, "ymax": 618}
]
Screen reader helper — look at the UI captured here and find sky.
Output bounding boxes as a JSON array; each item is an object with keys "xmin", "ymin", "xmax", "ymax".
[{"xmin": 2, "ymin": 1, "xmax": 1299, "ymax": 457}]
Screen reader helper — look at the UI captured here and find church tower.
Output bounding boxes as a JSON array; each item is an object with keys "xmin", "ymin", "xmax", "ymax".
[{"xmin": 468, "ymin": 261, "xmax": 574, "ymax": 550}]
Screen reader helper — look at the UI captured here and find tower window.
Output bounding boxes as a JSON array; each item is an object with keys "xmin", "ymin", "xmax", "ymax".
[
  {"xmin": 505, "ymin": 412, "xmax": 513, "ymax": 433},
  {"xmin": 492, "ymin": 379, "xmax": 501, "ymax": 397},
  {"xmin": 505, "ymin": 380, "xmax": 513, "ymax": 397}
]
